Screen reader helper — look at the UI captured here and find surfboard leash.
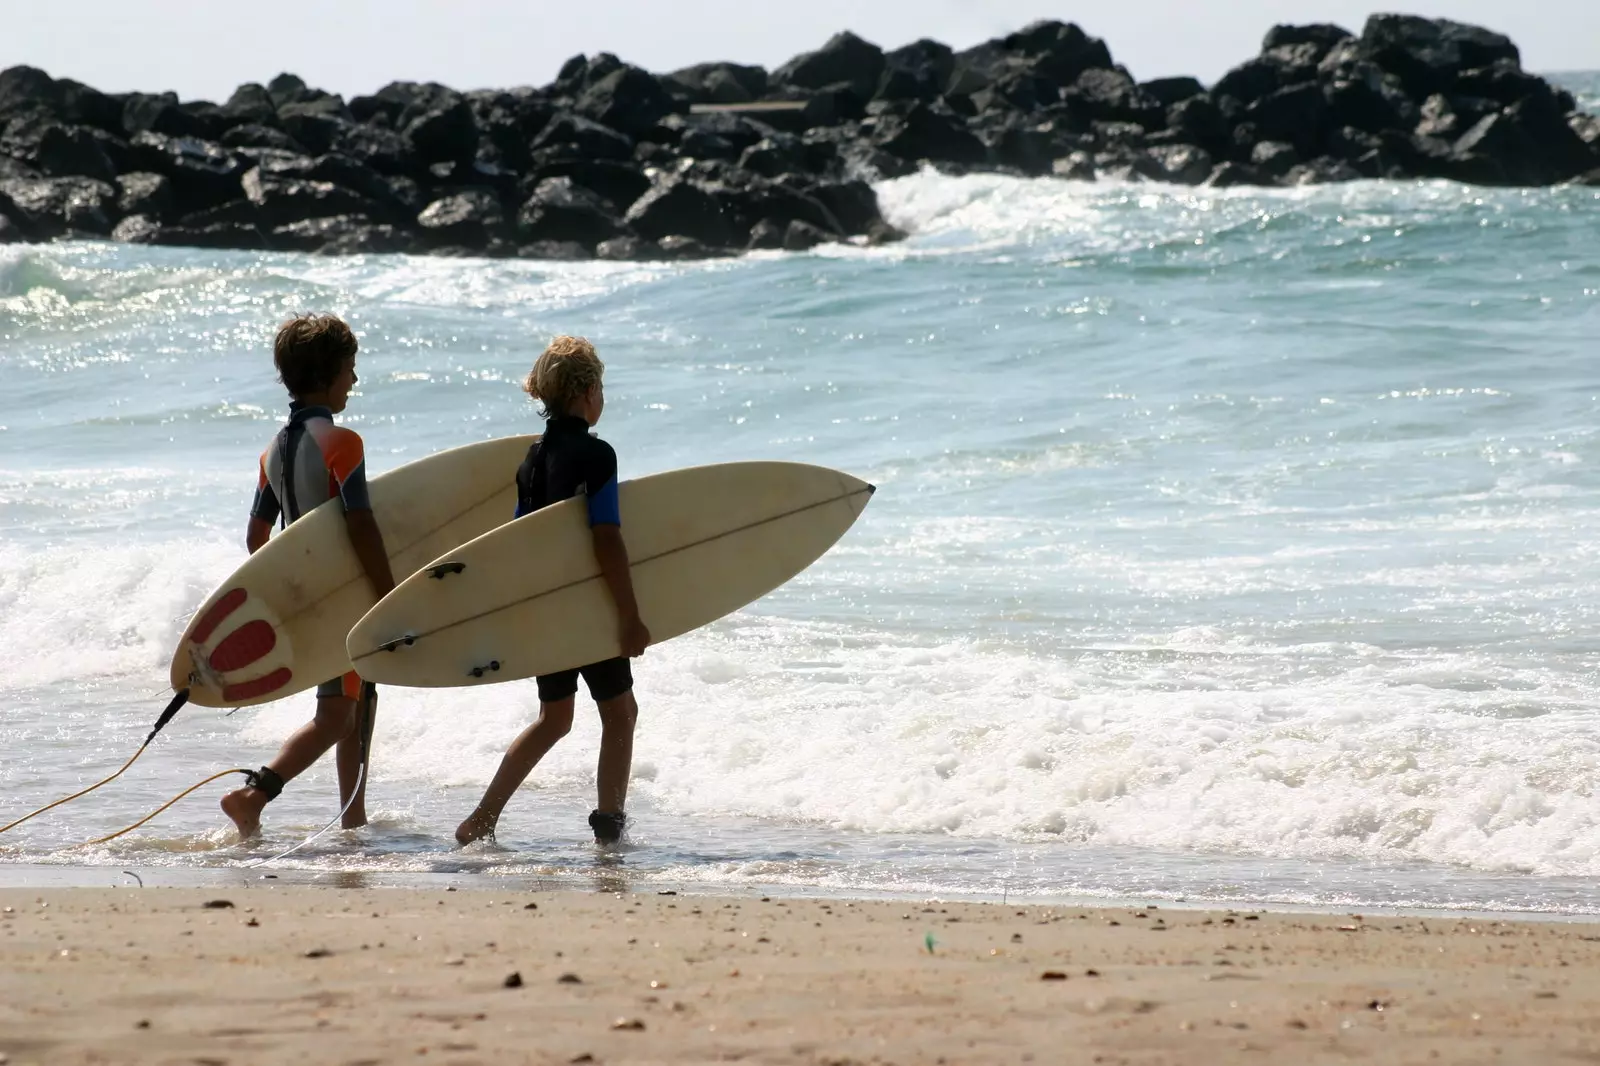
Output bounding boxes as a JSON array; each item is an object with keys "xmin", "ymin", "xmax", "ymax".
[{"xmin": 0, "ymin": 688, "xmax": 191, "ymax": 836}]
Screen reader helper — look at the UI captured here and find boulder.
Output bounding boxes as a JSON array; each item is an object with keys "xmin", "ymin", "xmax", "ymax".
[
  {"xmin": 221, "ymin": 84, "xmax": 278, "ymax": 127},
  {"xmin": 625, "ymin": 177, "xmax": 732, "ymax": 245},
  {"xmin": 878, "ymin": 39, "xmax": 954, "ymax": 102},
  {"xmin": 1322, "ymin": 67, "xmax": 1419, "ymax": 134},
  {"xmin": 1146, "ymin": 143, "xmax": 1214, "ymax": 184},
  {"xmin": 873, "ymin": 102, "xmax": 987, "ymax": 165},
  {"xmin": 221, "ymin": 124, "xmax": 305, "ymax": 152},
  {"xmin": 1212, "ymin": 58, "xmax": 1288, "ymax": 106},
  {"xmin": 0, "ymin": 175, "xmax": 118, "ymax": 236},
  {"xmin": 531, "ymin": 114, "xmax": 634, "ymax": 161},
  {"xmin": 329, "ymin": 122, "xmax": 413, "ymax": 175},
  {"xmin": 666, "ymin": 62, "xmax": 769, "ymax": 105},
  {"xmin": 1262, "ymin": 23, "xmax": 1353, "ymax": 60},
  {"xmin": 416, "ymin": 187, "xmax": 507, "ymax": 247},
  {"xmin": 110, "ymin": 213, "xmax": 160, "ymax": 243},
  {"xmin": 577, "ymin": 66, "xmax": 678, "ymax": 136},
  {"xmin": 1141, "ymin": 77, "xmax": 1204, "ymax": 108},
  {"xmin": 1453, "ymin": 96, "xmax": 1599, "ymax": 184},
  {"xmin": 1246, "ymin": 83, "xmax": 1328, "ymax": 156},
  {"xmin": 1062, "ymin": 68, "xmax": 1164, "ymax": 128},
  {"xmin": 116, "ymin": 171, "xmax": 174, "ymax": 220},
  {"xmin": 404, "ymin": 97, "xmax": 478, "ymax": 164},
  {"xmin": 524, "ymin": 158, "xmax": 651, "ymax": 214},
  {"xmin": 516, "ymin": 176, "xmax": 625, "ymax": 247},
  {"xmin": 1052, "ymin": 151, "xmax": 1097, "ymax": 180},
  {"xmin": 738, "ymin": 135, "xmax": 813, "ymax": 178},
  {"xmin": 1206, "ymin": 160, "xmax": 1276, "ymax": 187},
  {"xmin": 271, "ymin": 214, "xmax": 415, "ymax": 254},
  {"xmin": 746, "ymin": 217, "xmax": 784, "ymax": 250},
  {"xmin": 13, "ymin": 122, "xmax": 119, "ymax": 182},
  {"xmin": 1454, "ymin": 59, "xmax": 1548, "ymax": 107},
  {"xmin": 517, "ymin": 239, "xmax": 593, "ymax": 260},
  {"xmin": 1359, "ymin": 16, "xmax": 1521, "ymax": 97},
  {"xmin": 129, "ymin": 131, "xmax": 250, "ymax": 210},
  {"xmin": 154, "ymin": 219, "xmax": 270, "ymax": 250},
  {"xmin": 1250, "ymin": 140, "xmax": 1302, "ymax": 178},
  {"xmin": 241, "ymin": 165, "xmax": 377, "ymax": 225},
  {"xmin": 121, "ymin": 92, "xmax": 212, "ymax": 139},
  {"xmin": 595, "ymin": 234, "xmax": 660, "ymax": 260},
  {"xmin": 1284, "ymin": 156, "xmax": 1363, "ymax": 184},
  {"xmin": 1002, "ymin": 21, "xmax": 1114, "ymax": 88},
  {"xmin": 773, "ymin": 31, "xmax": 885, "ymax": 101},
  {"xmin": 678, "ymin": 126, "xmax": 741, "ymax": 161},
  {"xmin": 1166, "ymin": 94, "xmax": 1231, "ymax": 154},
  {"xmin": 782, "ymin": 219, "xmax": 832, "ymax": 251},
  {"xmin": 1572, "ymin": 113, "xmax": 1600, "ymax": 148}
]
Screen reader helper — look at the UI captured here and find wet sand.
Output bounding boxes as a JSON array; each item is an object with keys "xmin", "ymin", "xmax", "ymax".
[{"xmin": 3, "ymin": 886, "xmax": 1599, "ymax": 1064}]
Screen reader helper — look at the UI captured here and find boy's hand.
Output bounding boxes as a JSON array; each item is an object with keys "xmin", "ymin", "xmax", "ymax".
[{"xmin": 620, "ymin": 614, "xmax": 651, "ymax": 658}]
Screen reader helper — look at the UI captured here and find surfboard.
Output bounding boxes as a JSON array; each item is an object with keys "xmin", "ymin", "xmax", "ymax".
[
  {"xmin": 345, "ymin": 461, "xmax": 874, "ymax": 688},
  {"xmin": 170, "ymin": 435, "xmax": 537, "ymax": 708}
]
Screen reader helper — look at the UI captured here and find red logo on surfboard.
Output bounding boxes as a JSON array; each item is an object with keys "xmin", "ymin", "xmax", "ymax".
[{"xmin": 184, "ymin": 588, "xmax": 293, "ymax": 703}]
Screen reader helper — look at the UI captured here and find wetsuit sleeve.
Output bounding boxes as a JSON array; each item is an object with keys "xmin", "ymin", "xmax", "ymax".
[
  {"xmin": 249, "ymin": 452, "xmax": 281, "ymax": 526},
  {"xmin": 585, "ymin": 440, "xmax": 621, "ymax": 527},
  {"xmin": 322, "ymin": 426, "xmax": 372, "ymax": 512}
]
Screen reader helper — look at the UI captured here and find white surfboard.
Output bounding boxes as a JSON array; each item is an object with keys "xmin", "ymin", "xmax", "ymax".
[
  {"xmin": 346, "ymin": 462, "xmax": 874, "ymax": 688},
  {"xmin": 171, "ymin": 435, "xmax": 537, "ymax": 708}
]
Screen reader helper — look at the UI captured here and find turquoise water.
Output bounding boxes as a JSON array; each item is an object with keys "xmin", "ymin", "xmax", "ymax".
[{"xmin": 3, "ymin": 79, "xmax": 1599, "ymax": 912}]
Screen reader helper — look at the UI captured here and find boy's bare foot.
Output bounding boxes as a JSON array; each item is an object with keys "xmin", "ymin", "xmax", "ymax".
[
  {"xmin": 456, "ymin": 810, "xmax": 497, "ymax": 846},
  {"xmin": 220, "ymin": 788, "xmax": 267, "ymax": 841},
  {"xmin": 341, "ymin": 807, "xmax": 368, "ymax": 830}
]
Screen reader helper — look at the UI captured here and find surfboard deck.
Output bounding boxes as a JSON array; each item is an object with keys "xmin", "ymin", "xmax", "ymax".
[
  {"xmin": 346, "ymin": 461, "xmax": 874, "ymax": 687},
  {"xmin": 171, "ymin": 435, "xmax": 537, "ymax": 708}
]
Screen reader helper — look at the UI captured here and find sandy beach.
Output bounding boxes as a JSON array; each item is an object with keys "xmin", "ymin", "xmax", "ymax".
[{"xmin": 1, "ymin": 886, "xmax": 1597, "ymax": 1065}]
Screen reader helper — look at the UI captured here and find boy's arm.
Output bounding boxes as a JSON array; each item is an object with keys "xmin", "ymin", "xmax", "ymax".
[
  {"xmin": 585, "ymin": 443, "xmax": 649, "ymax": 656},
  {"xmin": 343, "ymin": 508, "xmax": 396, "ymax": 598},
  {"xmin": 246, "ymin": 518, "xmax": 272, "ymax": 554},
  {"xmin": 247, "ymin": 457, "xmax": 279, "ymax": 554}
]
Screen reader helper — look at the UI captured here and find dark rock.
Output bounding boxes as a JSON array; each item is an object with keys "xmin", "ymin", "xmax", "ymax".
[
  {"xmin": 1002, "ymin": 21, "xmax": 1114, "ymax": 89},
  {"xmin": 717, "ymin": 179, "xmax": 841, "ymax": 239},
  {"xmin": 672, "ymin": 111, "xmax": 773, "ymax": 154},
  {"xmin": 517, "ymin": 239, "xmax": 592, "ymax": 259},
  {"xmin": 1415, "ymin": 93, "xmax": 1460, "ymax": 139},
  {"xmin": 874, "ymin": 102, "xmax": 987, "ymax": 165},
  {"xmin": 221, "ymin": 124, "xmax": 305, "ymax": 152},
  {"xmin": 656, "ymin": 234, "xmax": 726, "ymax": 259},
  {"xmin": 1213, "ymin": 58, "xmax": 1288, "ymax": 106},
  {"xmin": 1052, "ymin": 151, "xmax": 1096, "ymax": 180},
  {"xmin": 1573, "ymin": 168, "xmax": 1600, "ymax": 186},
  {"xmin": 416, "ymin": 188, "xmax": 506, "ymax": 247},
  {"xmin": 1453, "ymin": 96, "xmax": 1598, "ymax": 184},
  {"xmin": 330, "ymin": 122, "xmax": 413, "ymax": 175},
  {"xmin": 1359, "ymin": 15, "xmax": 1521, "ymax": 97},
  {"xmin": 122, "ymin": 92, "xmax": 210, "ymax": 139},
  {"xmin": 879, "ymin": 39, "xmax": 954, "ymax": 102},
  {"xmin": 1141, "ymin": 77, "xmax": 1205, "ymax": 108},
  {"xmin": 1284, "ymin": 156, "xmax": 1363, "ymax": 184},
  {"xmin": 578, "ymin": 67, "xmax": 678, "ymax": 137},
  {"xmin": 774, "ymin": 31, "xmax": 885, "ymax": 100},
  {"xmin": 532, "ymin": 114, "xmax": 634, "ymax": 161},
  {"xmin": 276, "ymin": 112, "xmax": 347, "ymax": 156},
  {"xmin": 1454, "ymin": 59, "xmax": 1547, "ymax": 107},
  {"xmin": 153, "ymin": 219, "xmax": 269, "ymax": 250},
  {"xmin": 625, "ymin": 177, "xmax": 732, "ymax": 245},
  {"xmin": 525, "ymin": 158, "xmax": 650, "ymax": 214},
  {"xmin": 1262, "ymin": 23, "xmax": 1353, "ymax": 60},
  {"xmin": 110, "ymin": 213, "xmax": 160, "ymax": 243},
  {"xmin": 0, "ymin": 210, "xmax": 18, "ymax": 243},
  {"xmin": 980, "ymin": 119, "xmax": 1056, "ymax": 175},
  {"xmin": 596, "ymin": 234, "xmax": 660, "ymax": 260},
  {"xmin": 129, "ymin": 132, "xmax": 250, "ymax": 210},
  {"xmin": 0, "ymin": 175, "xmax": 118, "ymax": 236},
  {"xmin": 1146, "ymin": 143, "xmax": 1214, "ymax": 184},
  {"xmin": 1572, "ymin": 113, "xmax": 1600, "ymax": 148},
  {"xmin": 1246, "ymin": 83, "xmax": 1328, "ymax": 156},
  {"xmin": 241, "ymin": 165, "xmax": 377, "ymax": 225},
  {"xmin": 1207, "ymin": 161, "xmax": 1275, "ymax": 187},
  {"xmin": 1167, "ymin": 94, "xmax": 1231, "ymax": 154},
  {"xmin": 679, "ymin": 127, "xmax": 740, "ymax": 161},
  {"xmin": 1250, "ymin": 140, "xmax": 1302, "ymax": 177},
  {"xmin": 972, "ymin": 69, "xmax": 1058, "ymax": 114},
  {"xmin": 739, "ymin": 135, "xmax": 813, "ymax": 178},
  {"xmin": 1325, "ymin": 125, "xmax": 1383, "ymax": 162},
  {"xmin": 117, "ymin": 171, "xmax": 174, "ymax": 220},
  {"xmin": 516, "ymin": 176, "xmax": 624, "ymax": 247},
  {"xmin": 782, "ymin": 219, "xmax": 832, "ymax": 251},
  {"xmin": 272, "ymin": 214, "xmax": 415, "ymax": 254},
  {"xmin": 222, "ymin": 84, "xmax": 278, "ymax": 127},
  {"xmin": 1322, "ymin": 69, "xmax": 1419, "ymax": 134},
  {"xmin": 19, "ymin": 123, "xmax": 118, "ymax": 182},
  {"xmin": 747, "ymin": 217, "xmax": 784, "ymax": 249},
  {"xmin": 666, "ymin": 62, "xmax": 769, "ymax": 105},
  {"xmin": 266, "ymin": 74, "xmax": 310, "ymax": 108},
  {"xmin": 405, "ymin": 97, "xmax": 478, "ymax": 164},
  {"xmin": 1063, "ymin": 68, "xmax": 1164, "ymax": 128}
]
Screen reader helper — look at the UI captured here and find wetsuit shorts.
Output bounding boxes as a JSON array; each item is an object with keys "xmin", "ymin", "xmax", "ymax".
[
  {"xmin": 316, "ymin": 672, "xmax": 362, "ymax": 701},
  {"xmin": 536, "ymin": 658, "xmax": 633, "ymax": 704}
]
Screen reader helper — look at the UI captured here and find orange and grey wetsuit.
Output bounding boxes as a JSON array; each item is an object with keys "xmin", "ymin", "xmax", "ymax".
[{"xmin": 249, "ymin": 401, "xmax": 372, "ymax": 701}]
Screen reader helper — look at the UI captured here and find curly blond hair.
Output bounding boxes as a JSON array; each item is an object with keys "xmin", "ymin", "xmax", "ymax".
[{"xmin": 524, "ymin": 335, "xmax": 605, "ymax": 418}]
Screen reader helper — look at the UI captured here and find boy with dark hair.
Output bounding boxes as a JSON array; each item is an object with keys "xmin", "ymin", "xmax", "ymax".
[
  {"xmin": 455, "ymin": 335, "xmax": 650, "ymax": 846},
  {"xmin": 220, "ymin": 313, "xmax": 396, "ymax": 840}
]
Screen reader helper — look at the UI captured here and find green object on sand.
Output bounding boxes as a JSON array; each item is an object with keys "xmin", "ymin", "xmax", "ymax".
[{"xmin": 924, "ymin": 932, "xmax": 936, "ymax": 954}]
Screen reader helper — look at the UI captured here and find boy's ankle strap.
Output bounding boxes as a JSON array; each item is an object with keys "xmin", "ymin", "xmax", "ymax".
[{"xmin": 246, "ymin": 767, "xmax": 285, "ymax": 802}]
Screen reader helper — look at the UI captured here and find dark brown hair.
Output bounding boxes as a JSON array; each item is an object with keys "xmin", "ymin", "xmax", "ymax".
[{"xmin": 273, "ymin": 313, "xmax": 358, "ymax": 397}]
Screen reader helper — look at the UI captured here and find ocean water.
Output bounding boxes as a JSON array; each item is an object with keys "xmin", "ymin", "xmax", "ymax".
[{"xmin": 3, "ymin": 76, "xmax": 1599, "ymax": 913}]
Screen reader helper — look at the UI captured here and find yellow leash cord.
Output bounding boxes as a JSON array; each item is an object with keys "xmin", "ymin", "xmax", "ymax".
[{"xmin": 79, "ymin": 768, "xmax": 252, "ymax": 847}]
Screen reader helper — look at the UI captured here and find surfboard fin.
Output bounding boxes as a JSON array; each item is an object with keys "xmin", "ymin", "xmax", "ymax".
[
  {"xmin": 428, "ymin": 562, "xmax": 467, "ymax": 579},
  {"xmin": 377, "ymin": 635, "xmax": 416, "ymax": 653},
  {"xmin": 468, "ymin": 660, "xmax": 501, "ymax": 679}
]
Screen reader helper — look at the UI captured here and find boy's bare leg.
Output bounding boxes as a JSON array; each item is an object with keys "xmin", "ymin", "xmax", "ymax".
[
  {"xmin": 456, "ymin": 698, "xmax": 576, "ymax": 845},
  {"xmin": 336, "ymin": 687, "xmax": 377, "ymax": 829},
  {"xmin": 595, "ymin": 691, "xmax": 638, "ymax": 816},
  {"xmin": 220, "ymin": 696, "xmax": 357, "ymax": 840}
]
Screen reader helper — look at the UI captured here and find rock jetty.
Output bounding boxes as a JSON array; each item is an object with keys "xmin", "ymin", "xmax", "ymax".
[{"xmin": 0, "ymin": 14, "xmax": 1595, "ymax": 259}]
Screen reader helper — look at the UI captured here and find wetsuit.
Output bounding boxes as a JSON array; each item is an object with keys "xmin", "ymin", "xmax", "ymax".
[
  {"xmin": 249, "ymin": 401, "xmax": 371, "ymax": 701},
  {"xmin": 514, "ymin": 414, "xmax": 632, "ymax": 703}
]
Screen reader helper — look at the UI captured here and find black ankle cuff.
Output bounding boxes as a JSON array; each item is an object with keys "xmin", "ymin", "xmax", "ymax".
[{"xmin": 247, "ymin": 767, "xmax": 285, "ymax": 802}]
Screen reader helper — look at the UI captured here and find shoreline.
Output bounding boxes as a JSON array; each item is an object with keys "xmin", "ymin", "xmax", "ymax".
[
  {"xmin": 4, "ymin": 884, "xmax": 1599, "ymax": 1064},
  {"xmin": 2, "ymin": 862, "xmax": 1597, "ymax": 926}
]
